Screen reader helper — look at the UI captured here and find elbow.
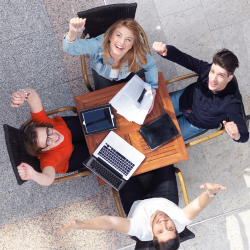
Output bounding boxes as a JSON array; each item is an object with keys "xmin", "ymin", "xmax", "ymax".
[{"xmin": 106, "ymin": 216, "xmax": 116, "ymax": 230}]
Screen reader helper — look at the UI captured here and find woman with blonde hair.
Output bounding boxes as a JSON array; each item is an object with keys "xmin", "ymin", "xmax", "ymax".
[{"xmin": 63, "ymin": 18, "xmax": 158, "ymax": 113}]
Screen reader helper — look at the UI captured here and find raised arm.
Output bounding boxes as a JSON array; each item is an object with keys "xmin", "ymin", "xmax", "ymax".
[
  {"xmin": 11, "ymin": 88, "xmax": 43, "ymax": 113},
  {"xmin": 183, "ymin": 183, "xmax": 226, "ymax": 221},
  {"xmin": 152, "ymin": 42, "xmax": 210, "ymax": 75},
  {"xmin": 222, "ymin": 103, "xmax": 249, "ymax": 143},
  {"xmin": 17, "ymin": 163, "xmax": 56, "ymax": 186},
  {"xmin": 66, "ymin": 17, "xmax": 86, "ymax": 42},
  {"xmin": 56, "ymin": 216, "xmax": 131, "ymax": 235}
]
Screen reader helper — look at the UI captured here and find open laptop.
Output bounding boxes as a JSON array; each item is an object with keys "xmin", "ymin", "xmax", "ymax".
[{"xmin": 83, "ymin": 131, "xmax": 145, "ymax": 191}]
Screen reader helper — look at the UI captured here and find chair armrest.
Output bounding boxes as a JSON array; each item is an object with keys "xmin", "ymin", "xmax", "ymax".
[
  {"xmin": 174, "ymin": 167, "xmax": 189, "ymax": 206},
  {"xmin": 165, "ymin": 72, "xmax": 198, "ymax": 85},
  {"xmin": 21, "ymin": 106, "xmax": 77, "ymax": 128},
  {"xmin": 185, "ymin": 128, "xmax": 225, "ymax": 148},
  {"xmin": 80, "ymin": 33, "xmax": 94, "ymax": 92},
  {"xmin": 53, "ymin": 170, "xmax": 92, "ymax": 183},
  {"xmin": 112, "ymin": 188, "xmax": 125, "ymax": 218}
]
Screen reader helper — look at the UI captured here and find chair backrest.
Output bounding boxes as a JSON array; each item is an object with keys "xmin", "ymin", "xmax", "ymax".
[
  {"xmin": 78, "ymin": 3, "xmax": 137, "ymax": 38},
  {"xmin": 133, "ymin": 227, "xmax": 195, "ymax": 249},
  {"xmin": 3, "ymin": 124, "xmax": 41, "ymax": 185}
]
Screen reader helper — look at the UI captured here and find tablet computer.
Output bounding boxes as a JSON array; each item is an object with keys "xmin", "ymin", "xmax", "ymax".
[
  {"xmin": 139, "ymin": 113, "xmax": 179, "ymax": 151},
  {"xmin": 80, "ymin": 104, "xmax": 116, "ymax": 136}
]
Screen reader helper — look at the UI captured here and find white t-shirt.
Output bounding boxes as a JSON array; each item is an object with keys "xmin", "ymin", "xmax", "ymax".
[
  {"xmin": 109, "ymin": 68, "xmax": 119, "ymax": 79},
  {"xmin": 127, "ymin": 198, "xmax": 192, "ymax": 241}
]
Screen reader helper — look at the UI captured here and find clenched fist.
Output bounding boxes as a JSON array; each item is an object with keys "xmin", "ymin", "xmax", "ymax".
[
  {"xmin": 67, "ymin": 17, "xmax": 86, "ymax": 42},
  {"xmin": 152, "ymin": 42, "xmax": 168, "ymax": 56},
  {"xmin": 223, "ymin": 120, "xmax": 240, "ymax": 141},
  {"xmin": 11, "ymin": 91, "xmax": 25, "ymax": 108}
]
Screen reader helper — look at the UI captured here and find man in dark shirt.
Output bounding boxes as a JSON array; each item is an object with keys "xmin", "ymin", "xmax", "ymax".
[{"xmin": 153, "ymin": 42, "xmax": 249, "ymax": 143}]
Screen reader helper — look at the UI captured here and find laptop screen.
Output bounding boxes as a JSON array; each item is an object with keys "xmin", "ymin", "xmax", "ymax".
[{"xmin": 83, "ymin": 107, "xmax": 113, "ymax": 133}]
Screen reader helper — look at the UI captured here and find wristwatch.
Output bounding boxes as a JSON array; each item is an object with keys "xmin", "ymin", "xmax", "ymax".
[{"xmin": 205, "ymin": 190, "xmax": 216, "ymax": 198}]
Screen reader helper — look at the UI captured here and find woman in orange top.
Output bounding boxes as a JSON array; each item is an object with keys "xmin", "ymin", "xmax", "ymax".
[{"xmin": 11, "ymin": 88, "xmax": 90, "ymax": 186}]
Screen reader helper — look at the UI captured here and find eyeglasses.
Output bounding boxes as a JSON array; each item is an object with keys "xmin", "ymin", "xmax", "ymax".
[{"xmin": 44, "ymin": 127, "xmax": 53, "ymax": 148}]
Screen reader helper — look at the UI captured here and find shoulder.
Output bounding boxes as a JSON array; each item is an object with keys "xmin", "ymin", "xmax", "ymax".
[{"xmin": 31, "ymin": 107, "xmax": 52, "ymax": 124}]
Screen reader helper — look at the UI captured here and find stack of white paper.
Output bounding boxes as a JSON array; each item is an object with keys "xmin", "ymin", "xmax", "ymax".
[{"xmin": 109, "ymin": 75, "xmax": 153, "ymax": 125}]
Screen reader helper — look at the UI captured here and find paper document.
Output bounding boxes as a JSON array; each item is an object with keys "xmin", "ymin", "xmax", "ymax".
[{"xmin": 109, "ymin": 75, "xmax": 153, "ymax": 125}]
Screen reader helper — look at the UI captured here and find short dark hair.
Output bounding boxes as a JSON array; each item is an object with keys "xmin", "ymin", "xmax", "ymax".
[
  {"xmin": 212, "ymin": 49, "xmax": 239, "ymax": 76},
  {"xmin": 152, "ymin": 231, "xmax": 180, "ymax": 250},
  {"xmin": 24, "ymin": 123, "xmax": 53, "ymax": 156}
]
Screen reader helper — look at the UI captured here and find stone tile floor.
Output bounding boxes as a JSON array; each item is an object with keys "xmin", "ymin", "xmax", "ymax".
[{"xmin": 1, "ymin": 0, "xmax": 250, "ymax": 249}]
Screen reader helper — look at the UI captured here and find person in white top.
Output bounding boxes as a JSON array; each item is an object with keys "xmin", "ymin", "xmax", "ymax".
[{"xmin": 57, "ymin": 165, "xmax": 226, "ymax": 250}]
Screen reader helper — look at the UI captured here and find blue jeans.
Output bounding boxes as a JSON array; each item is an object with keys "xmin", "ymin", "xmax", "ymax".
[
  {"xmin": 119, "ymin": 165, "xmax": 178, "ymax": 215},
  {"xmin": 170, "ymin": 88, "xmax": 205, "ymax": 141}
]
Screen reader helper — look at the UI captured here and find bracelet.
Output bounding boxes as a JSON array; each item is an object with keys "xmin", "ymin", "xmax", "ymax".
[
  {"xmin": 19, "ymin": 89, "xmax": 29, "ymax": 99},
  {"xmin": 205, "ymin": 190, "xmax": 216, "ymax": 198}
]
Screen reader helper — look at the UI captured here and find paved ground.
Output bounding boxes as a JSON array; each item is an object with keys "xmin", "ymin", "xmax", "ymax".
[{"xmin": 1, "ymin": 0, "xmax": 250, "ymax": 249}]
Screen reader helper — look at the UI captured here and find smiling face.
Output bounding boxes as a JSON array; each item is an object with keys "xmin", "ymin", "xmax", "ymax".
[
  {"xmin": 151, "ymin": 211, "xmax": 177, "ymax": 243},
  {"xmin": 35, "ymin": 127, "xmax": 64, "ymax": 151},
  {"xmin": 208, "ymin": 63, "xmax": 234, "ymax": 92},
  {"xmin": 108, "ymin": 25, "xmax": 134, "ymax": 60}
]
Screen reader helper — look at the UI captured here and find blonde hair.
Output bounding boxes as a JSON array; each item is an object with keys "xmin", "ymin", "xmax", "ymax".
[{"xmin": 102, "ymin": 18, "xmax": 149, "ymax": 73}]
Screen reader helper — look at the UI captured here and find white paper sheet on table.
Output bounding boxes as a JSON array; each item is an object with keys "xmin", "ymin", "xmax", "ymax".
[{"xmin": 109, "ymin": 75, "xmax": 153, "ymax": 125}]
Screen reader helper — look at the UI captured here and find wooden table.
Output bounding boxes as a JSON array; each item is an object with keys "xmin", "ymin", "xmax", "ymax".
[{"xmin": 74, "ymin": 72, "xmax": 189, "ymax": 186}]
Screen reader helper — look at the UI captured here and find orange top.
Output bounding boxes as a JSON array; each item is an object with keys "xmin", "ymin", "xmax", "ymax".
[{"xmin": 31, "ymin": 108, "xmax": 74, "ymax": 173}]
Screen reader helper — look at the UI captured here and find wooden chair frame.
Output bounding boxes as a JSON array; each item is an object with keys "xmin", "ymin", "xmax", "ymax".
[
  {"xmin": 112, "ymin": 167, "xmax": 189, "ymax": 219},
  {"xmin": 21, "ymin": 106, "xmax": 92, "ymax": 184},
  {"xmin": 165, "ymin": 72, "xmax": 226, "ymax": 148},
  {"xmin": 80, "ymin": 24, "xmax": 151, "ymax": 92}
]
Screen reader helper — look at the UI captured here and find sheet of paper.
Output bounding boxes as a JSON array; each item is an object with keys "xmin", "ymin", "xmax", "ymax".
[{"xmin": 109, "ymin": 75, "xmax": 153, "ymax": 125}]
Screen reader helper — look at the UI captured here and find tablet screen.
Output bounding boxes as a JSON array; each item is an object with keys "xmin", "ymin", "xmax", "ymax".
[
  {"xmin": 82, "ymin": 107, "xmax": 113, "ymax": 133},
  {"xmin": 141, "ymin": 114, "xmax": 179, "ymax": 150}
]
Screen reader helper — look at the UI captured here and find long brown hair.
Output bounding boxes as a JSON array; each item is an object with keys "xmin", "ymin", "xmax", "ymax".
[
  {"xmin": 102, "ymin": 18, "xmax": 149, "ymax": 73},
  {"xmin": 24, "ymin": 123, "xmax": 53, "ymax": 156}
]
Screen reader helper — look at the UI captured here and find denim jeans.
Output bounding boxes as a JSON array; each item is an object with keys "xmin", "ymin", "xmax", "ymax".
[
  {"xmin": 170, "ymin": 88, "xmax": 205, "ymax": 141},
  {"xmin": 119, "ymin": 165, "xmax": 178, "ymax": 216},
  {"xmin": 62, "ymin": 116, "xmax": 90, "ymax": 173}
]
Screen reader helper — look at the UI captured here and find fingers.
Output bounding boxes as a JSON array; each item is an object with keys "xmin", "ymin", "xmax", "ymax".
[
  {"xmin": 223, "ymin": 120, "xmax": 240, "ymax": 140},
  {"xmin": 17, "ymin": 164, "xmax": 28, "ymax": 180},
  {"xmin": 11, "ymin": 92, "xmax": 25, "ymax": 108},
  {"xmin": 17, "ymin": 163, "xmax": 33, "ymax": 180},
  {"xmin": 200, "ymin": 183, "xmax": 227, "ymax": 190},
  {"xmin": 56, "ymin": 220, "xmax": 78, "ymax": 236},
  {"xmin": 69, "ymin": 17, "xmax": 86, "ymax": 32},
  {"xmin": 152, "ymin": 42, "xmax": 167, "ymax": 56}
]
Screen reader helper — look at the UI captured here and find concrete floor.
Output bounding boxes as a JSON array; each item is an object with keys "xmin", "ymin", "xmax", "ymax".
[{"xmin": 1, "ymin": 0, "xmax": 250, "ymax": 249}]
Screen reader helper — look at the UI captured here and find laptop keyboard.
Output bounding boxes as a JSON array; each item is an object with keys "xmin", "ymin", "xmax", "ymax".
[
  {"xmin": 89, "ymin": 159, "xmax": 123, "ymax": 189},
  {"xmin": 98, "ymin": 143, "xmax": 135, "ymax": 176}
]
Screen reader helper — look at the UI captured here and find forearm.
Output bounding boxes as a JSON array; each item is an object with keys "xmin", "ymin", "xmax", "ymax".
[
  {"xmin": 163, "ymin": 45, "xmax": 209, "ymax": 75},
  {"xmin": 183, "ymin": 191, "xmax": 215, "ymax": 220},
  {"xmin": 66, "ymin": 31, "xmax": 78, "ymax": 42},
  {"xmin": 22, "ymin": 88, "xmax": 43, "ymax": 113},
  {"xmin": 73, "ymin": 216, "xmax": 130, "ymax": 233},
  {"xmin": 32, "ymin": 169, "xmax": 55, "ymax": 186},
  {"xmin": 144, "ymin": 54, "xmax": 158, "ymax": 89},
  {"xmin": 75, "ymin": 216, "xmax": 113, "ymax": 231}
]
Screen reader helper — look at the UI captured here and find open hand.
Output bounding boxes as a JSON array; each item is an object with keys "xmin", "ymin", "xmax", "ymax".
[
  {"xmin": 152, "ymin": 42, "xmax": 168, "ymax": 56},
  {"xmin": 56, "ymin": 219, "xmax": 79, "ymax": 235},
  {"xmin": 17, "ymin": 163, "xmax": 35, "ymax": 180},
  {"xmin": 223, "ymin": 120, "xmax": 240, "ymax": 141},
  {"xmin": 11, "ymin": 91, "xmax": 25, "ymax": 108},
  {"xmin": 200, "ymin": 183, "xmax": 226, "ymax": 196}
]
